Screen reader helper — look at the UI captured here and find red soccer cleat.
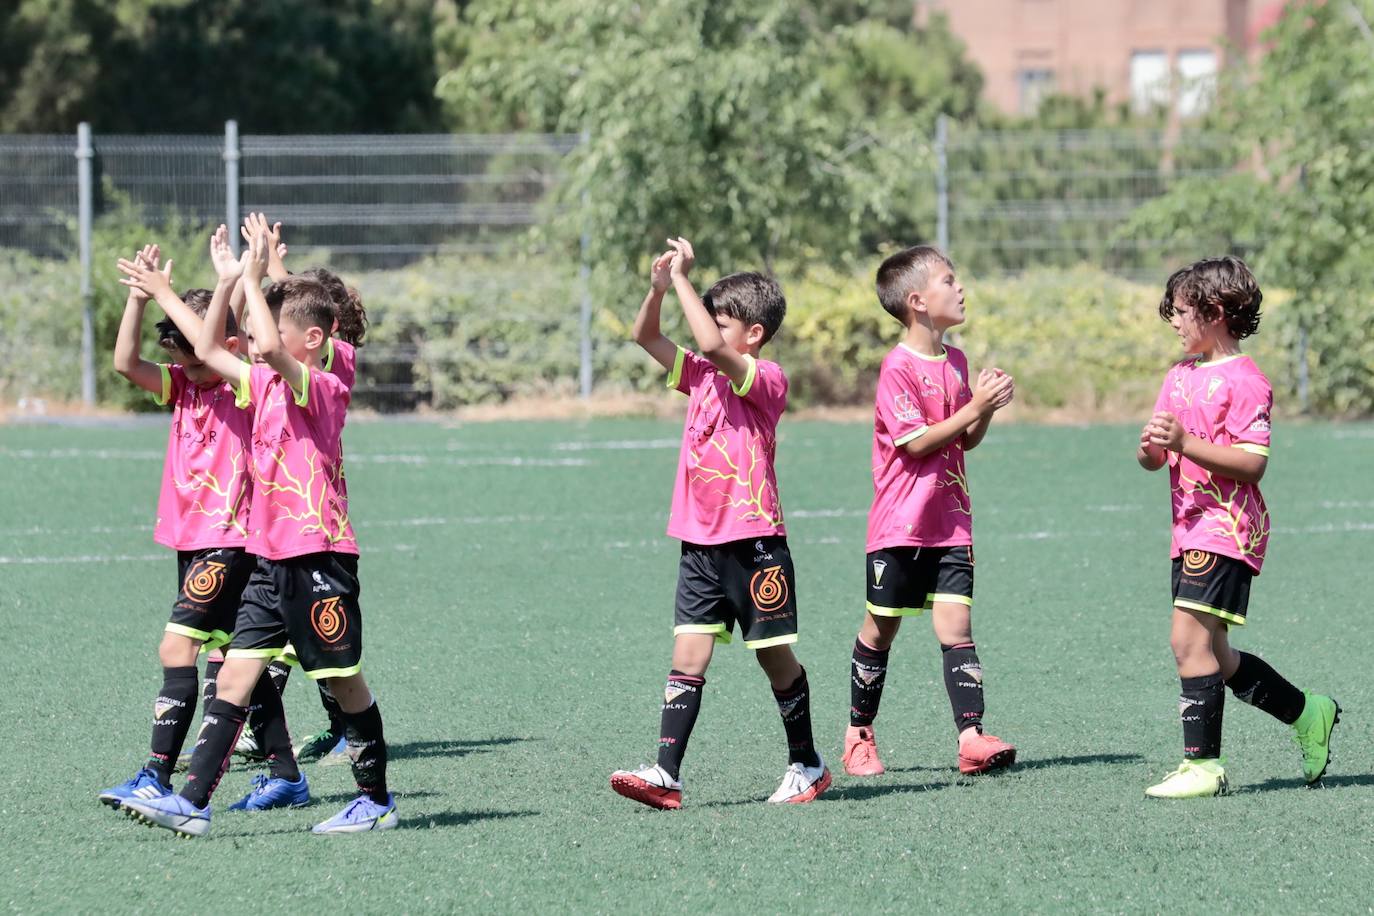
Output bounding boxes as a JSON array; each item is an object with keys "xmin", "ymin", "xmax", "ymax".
[
  {"xmin": 842, "ymin": 725, "xmax": 886, "ymax": 777},
  {"xmin": 610, "ymin": 764, "xmax": 682, "ymax": 810},
  {"xmin": 958, "ymin": 730, "xmax": 1017, "ymax": 774}
]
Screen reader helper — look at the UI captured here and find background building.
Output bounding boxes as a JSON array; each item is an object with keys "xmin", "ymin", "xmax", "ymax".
[{"xmin": 918, "ymin": 0, "xmax": 1290, "ymax": 116}]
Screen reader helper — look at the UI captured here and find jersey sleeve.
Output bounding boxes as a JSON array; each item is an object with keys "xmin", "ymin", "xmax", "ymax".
[
  {"xmin": 153, "ymin": 364, "xmax": 188, "ymax": 407},
  {"xmin": 1152, "ymin": 369, "xmax": 1174, "ymax": 416},
  {"xmin": 306, "ymin": 367, "xmax": 351, "ymax": 422},
  {"xmin": 1223, "ymin": 371, "xmax": 1273, "ymax": 456},
  {"xmin": 732, "ymin": 356, "xmax": 788, "ymax": 412},
  {"xmin": 875, "ymin": 360, "xmax": 928, "ymax": 447},
  {"xmin": 665, "ymin": 346, "xmax": 712, "ymax": 396}
]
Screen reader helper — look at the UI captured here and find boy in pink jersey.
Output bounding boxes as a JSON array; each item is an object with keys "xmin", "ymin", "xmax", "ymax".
[
  {"xmin": 610, "ymin": 237, "xmax": 830, "ymax": 809},
  {"xmin": 98, "ymin": 244, "xmax": 264, "ymax": 809},
  {"xmin": 1138, "ymin": 256, "xmax": 1339, "ymax": 799},
  {"xmin": 122, "ymin": 232, "xmax": 397, "ymax": 836},
  {"xmin": 842, "ymin": 245, "xmax": 1019, "ymax": 779}
]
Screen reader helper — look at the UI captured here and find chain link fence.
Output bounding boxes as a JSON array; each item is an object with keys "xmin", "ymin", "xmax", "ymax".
[{"xmin": 2, "ymin": 123, "xmax": 1264, "ymax": 411}]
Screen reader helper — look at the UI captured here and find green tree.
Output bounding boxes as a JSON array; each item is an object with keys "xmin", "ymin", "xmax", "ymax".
[{"xmin": 1120, "ymin": 0, "xmax": 1374, "ymax": 413}]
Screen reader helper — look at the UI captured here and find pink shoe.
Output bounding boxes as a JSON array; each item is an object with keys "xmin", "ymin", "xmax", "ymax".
[
  {"xmin": 842, "ymin": 725, "xmax": 886, "ymax": 776},
  {"xmin": 958, "ymin": 730, "xmax": 1016, "ymax": 774}
]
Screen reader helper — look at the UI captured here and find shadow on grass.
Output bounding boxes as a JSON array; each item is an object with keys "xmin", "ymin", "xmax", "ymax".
[
  {"xmin": 824, "ymin": 780, "xmax": 949, "ymax": 802},
  {"xmin": 1011, "ymin": 752, "xmax": 1145, "ymax": 772},
  {"xmin": 1240, "ymin": 773, "xmax": 1374, "ymax": 793},
  {"xmin": 402, "ymin": 809, "xmax": 539, "ymax": 830},
  {"xmin": 311, "ymin": 789, "xmax": 440, "ymax": 805},
  {"xmin": 388, "ymin": 737, "xmax": 534, "ymax": 762}
]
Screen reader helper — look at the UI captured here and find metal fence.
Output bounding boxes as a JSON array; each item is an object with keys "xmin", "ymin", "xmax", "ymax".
[{"xmin": 1, "ymin": 122, "xmax": 1259, "ymax": 410}]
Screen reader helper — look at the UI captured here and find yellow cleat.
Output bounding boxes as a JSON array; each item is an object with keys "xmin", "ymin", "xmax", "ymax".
[{"xmin": 1145, "ymin": 759, "xmax": 1228, "ymax": 799}]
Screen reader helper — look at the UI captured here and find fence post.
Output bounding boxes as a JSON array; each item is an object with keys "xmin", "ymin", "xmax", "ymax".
[
  {"xmin": 224, "ymin": 120, "xmax": 240, "ymax": 254},
  {"xmin": 935, "ymin": 114, "xmax": 950, "ymax": 253},
  {"xmin": 578, "ymin": 131, "xmax": 593, "ymax": 399},
  {"xmin": 77, "ymin": 123, "xmax": 96, "ymax": 407},
  {"xmin": 1297, "ymin": 322, "xmax": 1310, "ymax": 413}
]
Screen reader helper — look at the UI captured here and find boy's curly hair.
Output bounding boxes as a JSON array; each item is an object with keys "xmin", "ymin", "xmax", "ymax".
[
  {"xmin": 300, "ymin": 267, "xmax": 367, "ymax": 346},
  {"xmin": 1159, "ymin": 256, "xmax": 1263, "ymax": 340},
  {"xmin": 155, "ymin": 289, "xmax": 237, "ymax": 353},
  {"xmin": 703, "ymin": 272, "xmax": 786, "ymax": 344}
]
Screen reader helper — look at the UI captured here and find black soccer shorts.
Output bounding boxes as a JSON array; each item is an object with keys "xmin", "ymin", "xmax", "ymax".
[
  {"xmin": 166, "ymin": 547, "xmax": 255, "ymax": 650},
  {"xmin": 228, "ymin": 552, "xmax": 364, "ymax": 679},
  {"xmin": 674, "ymin": 536, "xmax": 799, "ymax": 649},
  {"xmin": 865, "ymin": 545, "xmax": 974, "ymax": 617},
  {"xmin": 1172, "ymin": 549, "xmax": 1252, "ymax": 626}
]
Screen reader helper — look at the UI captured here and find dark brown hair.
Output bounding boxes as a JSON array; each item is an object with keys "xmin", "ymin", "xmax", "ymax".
[
  {"xmin": 156, "ymin": 288, "xmax": 237, "ymax": 353},
  {"xmin": 264, "ymin": 276, "xmax": 336, "ymax": 334},
  {"xmin": 703, "ymin": 272, "xmax": 787, "ymax": 344},
  {"xmin": 1159, "ymin": 256, "xmax": 1263, "ymax": 339},
  {"xmin": 300, "ymin": 267, "xmax": 367, "ymax": 346},
  {"xmin": 875, "ymin": 245, "xmax": 955, "ymax": 322}
]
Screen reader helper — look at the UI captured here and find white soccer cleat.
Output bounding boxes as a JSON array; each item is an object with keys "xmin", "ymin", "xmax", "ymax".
[
  {"xmin": 610, "ymin": 763, "xmax": 682, "ymax": 810},
  {"xmin": 767, "ymin": 757, "xmax": 832, "ymax": 804}
]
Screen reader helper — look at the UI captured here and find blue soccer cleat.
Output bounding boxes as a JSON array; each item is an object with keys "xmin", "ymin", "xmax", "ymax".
[
  {"xmin": 228, "ymin": 773, "xmax": 311, "ymax": 811},
  {"xmin": 312, "ymin": 794, "xmax": 398, "ymax": 834},
  {"xmin": 123, "ymin": 794, "xmax": 212, "ymax": 838},
  {"xmin": 98, "ymin": 767, "xmax": 171, "ymax": 809}
]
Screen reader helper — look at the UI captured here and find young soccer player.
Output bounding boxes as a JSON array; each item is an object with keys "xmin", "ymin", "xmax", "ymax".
[
  {"xmin": 114, "ymin": 233, "xmax": 309, "ymax": 809},
  {"xmin": 1138, "ymin": 255, "xmax": 1339, "ymax": 798},
  {"xmin": 122, "ymin": 231, "xmax": 397, "ymax": 836},
  {"xmin": 610, "ymin": 237, "xmax": 830, "ymax": 810},
  {"xmin": 98, "ymin": 244, "xmax": 271, "ymax": 808},
  {"xmin": 842, "ymin": 245, "xmax": 1018, "ymax": 778}
]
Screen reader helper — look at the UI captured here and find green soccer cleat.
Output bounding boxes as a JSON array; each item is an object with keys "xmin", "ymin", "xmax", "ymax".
[
  {"xmin": 1292, "ymin": 692, "xmax": 1340, "ymax": 784},
  {"xmin": 1145, "ymin": 759, "xmax": 1228, "ymax": 799},
  {"xmin": 295, "ymin": 729, "xmax": 347, "ymax": 764}
]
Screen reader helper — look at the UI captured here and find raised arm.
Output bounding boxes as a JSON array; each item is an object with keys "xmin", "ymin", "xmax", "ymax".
[
  {"xmin": 242, "ymin": 212, "xmax": 289, "ymax": 282},
  {"xmin": 667, "ymin": 237, "xmax": 752, "ymax": 390},
  {"xmin": 1146, "ymin": 411, "xmax": 1267, "ymax": 483},
  {"xmin": 632, "ymin": 249, "xmax": 679, "ymax": 372},
  {"xmin": 112, "ymin": 244, "xmax": 165, "ymax": 395},
  {"xmin": 237, "ymin": 231, "xmax": 306, "ymax": 395}
]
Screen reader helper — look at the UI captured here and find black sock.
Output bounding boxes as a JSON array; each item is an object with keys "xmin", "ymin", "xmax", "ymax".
[
  {"xmin": 318, "ymin": 682, "xmax": 346, "ymax": 736},
  {"xmin": 180, "ymin": 698, "xmax": 246, "ymax": 808},
  {"xmin": 147, "ymin": 665, "xmax": 199, "ymax": 785},
  {"xmin": 773, "ymin": 668, "xmax": 821, "ymax": 768},
  {"xmin": 340, "ymin": 701, "xmax": 390, "ymax": 804},
  {"xmin": 1180, "ymin": 673, "xmax": 1225, "ymax": 759},
  {"xmin": 849, "ymin": 639, "xmax": 890, "ymax": 727},
  {"xmin": 941, "ymin": 643, "xmax": 985, "ymax": 733},
  {"xmin": 655, "ymin": 670, "xmax": 705, "ymax": 780},
  {"xmin": 266, "ymin": 659, "xmax": 292, "ymax": 694},
  {"xmin": 247, "ymin": 672, "xmax": 300, "ymax": 781},
  {"xmin": 1226, "ymin": 651, "xmax": 1306, "ymax": 725},
  {"xmin": 203, "ymin": 657, "xmax": 222, "ymax": 707}
]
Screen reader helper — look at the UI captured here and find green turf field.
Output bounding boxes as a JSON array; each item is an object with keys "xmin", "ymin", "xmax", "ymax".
[{"xmin": 2, "ymin": 417, "xmax": 1371, "ymax": 913}]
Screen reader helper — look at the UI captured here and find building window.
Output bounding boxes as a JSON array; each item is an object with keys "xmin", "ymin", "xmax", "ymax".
[
  {"xmin": 1176, "ymin": 49, "xmax": 1217, "ymax": 117},
  {"xmin": 1130, "ymin": 51, "xmax": 1170, "ymax": 113},
  {"xmin": 1017, "ymin": 68, "xmax": 1055, "ymax": 116}
]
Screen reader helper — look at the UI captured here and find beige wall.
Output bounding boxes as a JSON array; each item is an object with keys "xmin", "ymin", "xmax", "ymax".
[{"xmin": 918, "ymin": 0, "xmax": 1285, "ymax": 115}]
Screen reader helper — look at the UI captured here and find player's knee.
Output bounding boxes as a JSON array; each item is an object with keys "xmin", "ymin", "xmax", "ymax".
[{"xmin": 158, "ymin": 632, "xmax": 200, "ymax": 667}]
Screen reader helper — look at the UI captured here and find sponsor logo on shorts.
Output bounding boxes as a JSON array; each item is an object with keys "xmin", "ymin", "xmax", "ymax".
[
  {"xmin": 310, "ymin": 596, "xmax": 348, "ymax": 644},
  {"xmin": 183, "ymin": 559, "xmax": 227, "ymax": 604},
  {"xmin": 753, "ymin": 540, "xmax": 774, "ymax": 563},
  {"xmin": 871, "ymin": 559, "xmax": 887, "ymax": 588},
  {"xmin": 1182, "ymin": 550, "xmax": 1217, "ymax": 576},
  {"xmin": 311, "ymin": 570, "xmax": 331, "ymax": 593},
  {"xmin": 750, "ymin": 565, "xmax": 789, "ymax": 612}
]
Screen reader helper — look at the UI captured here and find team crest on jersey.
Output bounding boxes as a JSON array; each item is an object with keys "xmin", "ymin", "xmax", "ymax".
[
  {"xmin": 893, "ymin": 392, "xmax": 920, "ymax": 423},
  {"xmin": 1206, "ymin": 376, "xmax": 1224, "ymax": 400},
  {"xmin": 871, "ymin": 559, "xmax": 888, "ymax": 588}
]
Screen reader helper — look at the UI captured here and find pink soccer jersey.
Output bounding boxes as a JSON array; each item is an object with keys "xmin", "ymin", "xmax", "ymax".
[
  {"xmin": 241, "ymin": 362, "xmax": 357, "ymax": 560},
  {"xmin": 1154, "ymin": 354, "xmax": 1272, "ymax": 573},
  {"xmin": 324, "ymin": 338, "xmax": 356, "ymax": 391},
  {"xmin": 665, "ymin": 348, "xmax": 788, "ymax": 545},
  {"xmin": 152, "ymin": 364, "xmax": 254, "ymax": 551},
  {"xmin": 866, "ymin": 344, "xmax": 974, "ymax": 552}
]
